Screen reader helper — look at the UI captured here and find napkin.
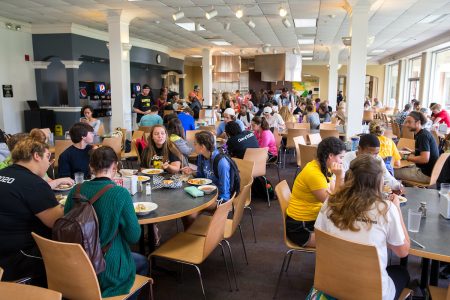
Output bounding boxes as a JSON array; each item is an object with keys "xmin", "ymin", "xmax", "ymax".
[{"xmin": 184, "ymin": 186, "xmax": 204, "ymax": 197}]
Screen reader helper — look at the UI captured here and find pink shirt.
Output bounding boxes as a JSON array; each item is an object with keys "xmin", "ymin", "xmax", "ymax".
[{"xmin": 254, "ymin": 129, "xmax": 277, "ymax": 156}]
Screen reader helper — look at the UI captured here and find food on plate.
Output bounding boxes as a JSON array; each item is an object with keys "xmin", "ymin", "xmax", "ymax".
[
  {"xmin": 398, "ymin": 196, "xmax": 407, "ymax": 203},
  {"xmin": 198, "ymin": 185, "xmax": 216, "ymax": 194},
  {"xmin": 188, "ymin": 178, "xmax": 209, "ymax": 185},
  {"xmin": 383, "ymin": 185, "xmax": 392, "ymax": 193},
  {"xmin": 142, "ymin": 169, "xmax": 164, "ymax": 175},
  {"xmin": 120, "ymin": 169, "xmax": 137, "ymax": 177},
  {"xmin": 56, "ymin": 194, "xmax": 67, "ymax": 206},
  {"xmin": 57, "ymin": 184, "xmax": 72, "ymax": 189},
  {"xmin": 134, "ymin": 203, "xmax": 147, "ymax": 213},
  {"xmin": 163, "ymin": 180, "xmax": 174, "ymax": 185},
  {"xmin": 137, "ymin": 176, "xmax": 150, "ymax": 182}
]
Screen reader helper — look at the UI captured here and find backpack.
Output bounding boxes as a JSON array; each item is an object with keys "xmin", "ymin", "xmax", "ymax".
[
  {"xmin": 213, "ymin": 151, "xmax": 241, "ymax": 197},
  {"xmin": 52, "ymin": 184, "xmax": 115, "ymax": 274},
  {"xmin": 251, "ymin": 176, "xmax": 274, "ymax": 200}
]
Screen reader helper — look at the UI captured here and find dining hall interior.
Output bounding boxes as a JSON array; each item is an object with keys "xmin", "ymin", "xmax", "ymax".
[{"xmin": 0, "ymin": 0, "xmax": 450, "ymax": 299}]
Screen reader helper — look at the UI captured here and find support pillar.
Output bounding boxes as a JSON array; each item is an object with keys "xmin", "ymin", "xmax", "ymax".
[
  {"xmin": 345, "ymin": 0, "xmax": 370, "ymax": 138},
  {"xmin": 177, "ymin": 73, "xmax": 186, "ymax": 99},
  {"xmin": 32, "ymin": 61, "xmax": 51, "ymax": 106},
  {"xmin": 327, "ymin": 45, "xmax": 342, "ymax": 110},
  {"xmin": 61, "ymin": 60, "xmax": 83, "ymax": 107},
  {"xmin": 107, "ymin": 10, "xmax": 135, "ymax": 131},
  {"xmin": 202, "ymin": 48, "xmax": 213, "ymax": 107},
  {"xmin": 419, "ymin": 51, "xmax": 431, "ymax": 106}
]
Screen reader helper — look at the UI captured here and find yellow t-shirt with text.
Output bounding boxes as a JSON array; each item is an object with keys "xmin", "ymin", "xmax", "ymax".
[
  {"xmin": 286, "ymin": 160, "xmax": 330, "ymax": 221},
  {"xmin": 378, "ymin": 135, "xmax": 401, "ymax": 163}
]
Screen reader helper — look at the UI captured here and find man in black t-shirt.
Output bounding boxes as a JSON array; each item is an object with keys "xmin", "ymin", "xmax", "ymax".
[
  {"xmin": 225, "ymin": 121, "xmax": 259, "ymax": 159},
  {"xmin": 0, "ymin": 138, "xmax": 62, "ymax": 284},
  {"xmin": 395, "ymin": 111, "xmax": 439, "ymax": 183},
  {"xmin": 133, "ymin": 84, "xmax": 154, "ymax": 123}
]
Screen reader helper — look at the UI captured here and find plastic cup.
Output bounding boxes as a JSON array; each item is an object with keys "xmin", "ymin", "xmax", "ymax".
[
  {"xmin": 74, "ymin": 172, "xmax": 84, "ymax": 185},
  {"xmin": 440, "ymin": 183, "xmax": 450, "ymax": 195},
  {"xmin": 407, "ymin": 209, "xmax": 422, "ymax": 233}
]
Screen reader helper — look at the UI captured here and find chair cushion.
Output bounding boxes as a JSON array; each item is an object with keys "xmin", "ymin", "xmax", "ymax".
[
  {"xmin": 187, "ymin": 215, "xmax": 233, "ymax": 239},
  {"xmin": 150, "ymin": 233, "xmax": 206, "ymax": 265}
]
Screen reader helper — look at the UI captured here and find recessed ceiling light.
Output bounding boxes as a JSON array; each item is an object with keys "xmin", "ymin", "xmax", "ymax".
[
  {"xmin": 190, "ymin": 55, "xmax": 202, "ymax": 58},
  {"xmin": 247, "ymin": 20, "xmax": 255, "ymax": 29},
  {"xmin": 304, "ymin": 74, "xmax": 311, "ymax": 77},
  {"xmin": 282, "ymin": 18, "xmax": 291, "ymax": 28},
  {"xmin": 302, "ymin": 57, "xmax": 313, "ymax": 60},
  {"xmin": 366, "ymin": 56, "xmax": 374, "ymax": 60},
  {"xmin": 294, "ymin": 19, "xmax": 316, "ymax": 28},
  {"xmin": 279, "ymin": 7, "xmax": 287, "ymax": 17},
  {"xmin": 176, "ymin": 22, "xmax": 204, "ymax": 31},
  {"xmin": 211, "ymin": 40, "xmax": 231, "ymax": 46},
  {"xmin": 206, "ymin": 8, "xmax": 218, "ymax": 20},
  {"xmin": 371, "ymin": 49, "xmax": 385, "ymax": 53},
  {"xmin": 418, "ymin": 14, "xmax": 448, "ymax": 24},
  {"xmin": 298, "ymin": 39, "xmax": 314, "ymax": 45},
  {"xmin": 173, "ymin": 10, "xmax": 184, "ymax": 21},
  {"xmin": 220, "ymin": 51, "xmax": 233, "ymax": 55},
  {"xmin": 235, "ymin": 9, "xmax": 243, "ymax": 19},
  {"xmin": 300, "ymin": 50, "xmax": 313, "ymax": 54}
]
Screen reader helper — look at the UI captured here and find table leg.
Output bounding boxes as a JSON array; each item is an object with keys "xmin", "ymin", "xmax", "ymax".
[
  {"xmin": 430, "ymin": 260, "xmax": 440, "ymax": 286},
  {"xmin": 420, "ymin": 258, "xmax": 430, "ymax": 289},
  {"xmin": 139, "ymin": 225, "xmax": 145, "ymax": 254},
  {"xmin": 147, "ymin": 224, "xmax": 156, "ymax": 254}
]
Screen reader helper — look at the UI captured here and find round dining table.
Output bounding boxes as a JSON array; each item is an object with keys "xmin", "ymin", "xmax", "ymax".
[{"xmin": 400, "ymin": 187, "xmax": 450, "ymax": 288}]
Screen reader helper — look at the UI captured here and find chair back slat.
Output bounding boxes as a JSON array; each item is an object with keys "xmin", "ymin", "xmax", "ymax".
[
  {"xmin": 299, "ymin": 144, "xmax": 317, "ymax": 169},
  {"xmin": 243, "ymin": 148, "xmax": 267, "ymax": 177},
  {"xmin": 54, "ymin": 140, "xmax": 73, "ymax": 168},
  {"xmin": 32, "ymin": 233, "xmax": 102, "ymax": 300},
  {"xmin": 293, "ymin": 136, "xmax": 306, "ymax": 167},
  {"xmin": 430, "ymin": 153, "xmax": 450, "ymax": 186},
  {"xmin": 102, "ymin": 137, "xmax": 122, "ymax": 159},
  {"xmin": 308, "ymin": 133, "xmax": 322, "ymax": 145},
  {"xmin": 203, "ymin": 198, "xmax": 233, "ymax": 258},
  {"xmin": 230, "ymin": 182, "xmax": 253, "ymax": 236},
  {"xmin": 138, "ymin": 126, "xmax": 153, "ymax": 134},
  {"xmin": 0, "ymin": 282, "xmax": 62, "ymax": 300},
  {"xmin": 286, "ymin": 128, "xmax": 308, "ymax": 148},
  {"xmin": 397, "ymin": 138, "xmax": 415, "ymax": 151},
  {"xmin": 132, "ymin": 130, "xmax": 144, "ymax": 140},
  {"xmin": 319, "ymin": 129, "xmax": 339, "ymax": 139},
  {"xmin": 401, "ymin": 125, "xmax": 414, "ymax": 139},
  {"xmin": 314, "ymin": 229, "xmax": 382, "ymax": 299}
]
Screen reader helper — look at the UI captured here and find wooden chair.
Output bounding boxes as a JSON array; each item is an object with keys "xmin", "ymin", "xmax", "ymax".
[
  {"xmin": 102, "ymin": 137, "xmax": 122, "ymax": 160},
  {"xmin": 32, "ymin": 233, "xmax": 153, "ymax": 300},
  {"xmin": 428, "ymin": 284, "xmax": 450, "ymax": 300},
  {"xmin": 187, "ymin": 181, "xmax": 254, "ymax": 288},
  {"xmin": 244, "ymin": 148, "xmax": 271, "ymax": 207},
  {"xmin": 138, "ymin": 126, "xmax": 153, "ymax": 134},
  {"xmin": 199, "ymin": 108, "xmax": 206, "ymax": 120},
  {"xmin": 319, "ymin": 123, "xmax": 336, "ymax": 130},
  {"xmin": 284, "ymin": 128, "xmax": 308, "ymax": 168},
  {"xmin": 308, "ymin": 133, "xmax": 322, "ymax": 145},
  {"xmin": 53, "ymin": 140, "xmax": 73, "ymax": 178},
  {"xmin": 273, "ymin": 181, "xmax": 315, "ymax": 299},
  {"xmin": 397, "ymin": 138, "xmax": 415, "ymax": 151},
  {"xmin": 401, "ymin": 125, "xmax": 414, "ymax": 139},
  {"xmin": 150, "ymin": 199, "xmax": 234, "ymax": 298},
  {"xmin": 299, "ymin": 144, "xmax": 317, "ymax": 169},
  {"xmin": 97, "ymin": 123, "xmax": 105, "ymax": 137},
  {"xmin": 186, "ymin": 130, "xmax": 201, "ymax": 159},
  {"xmin": 233, "ymin": 158, "xmax": 257, "ymax": 243},
  {"xmin": 320, "ymin": 129, "xmax": 339, "ymax": 139},
  {"xmin": 268, "ymin": 129, "xmax": 282, "ymax": 183},
  {"xmin": 163, "ymin": 109, "xmax": 174, "ymax": 116},
  {"xmin": 198, "ymin": 125, "xmax": 215, "ymax": 134},
  {"xmin": 314, "ymin": 229, "xmax": 412, "ymax": 300},
  {"xmin": 362, "ymin": 111, "xmax": 374, "ymax": 124},
  {"xmin": 293, "ymin": 136, "xmax": 306, "ymax": 176},
  {"xmin": 392, "ymin": 121, "xmax": 401, "ymax": 138},
  {"xmin": 0, "ymin": 282, "xmax": 62, "ymax": 300},
  {"xmin": 402, "ymin": 153, "xmax": 450, "ymax": 188},
  {"xmin": 132, "ymin": 130, "xmax": 144, "ymax": 141}
]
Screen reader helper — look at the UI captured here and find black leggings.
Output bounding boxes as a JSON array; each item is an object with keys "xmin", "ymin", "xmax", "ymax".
[{"xmin": 387, "ymin": 265, "xmax": 410, "ymax": 299}]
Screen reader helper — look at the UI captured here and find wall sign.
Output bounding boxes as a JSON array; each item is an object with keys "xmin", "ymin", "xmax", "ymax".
[{"xmin": 2, "ymin": 85, "xmax": 13, "ymax": 97}]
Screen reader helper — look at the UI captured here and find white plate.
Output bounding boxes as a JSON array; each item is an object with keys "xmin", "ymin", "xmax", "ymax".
[
  {"xmin": 187, "ymin": 178, "xmax": 213, "ymax": 186},
  {"xmin": 53, "ymin": 184, "xmax": 74, "ymax": 191},
  {"xmin": 398, "ymin": 196, "xmax": 407, "ymax": 204},
  {"xmin": 198, "ymin": 185, "xmax": 217, "ymax": 194},
  {"xmin": 119, "ymin": 169, "xmax": 138, "ymax": 177},
  {"xmin": 133, "ymin": 202, "xmax": 158, "ymax": 216},
  {"xmin": 141, "ymin": 169, "xmax": 164, "ymax": 175},
  {"xmin": 137, "ymin": 175, "xmax": 151, "ymax": 182}
]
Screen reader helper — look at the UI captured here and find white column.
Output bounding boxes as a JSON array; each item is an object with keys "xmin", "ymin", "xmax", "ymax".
[
  {"xmin": 419, "ymin": 51, "xmax": 432, "ymax": 107},
  {"xmin": 107, "ymin": 10, "xmax": 134, "ymax": 131},
  {"xmin": 327, "ymin": 45, "xmax": 341, "ymax": 110},
  {"xmin": 345, "ymin": 1, "xmax": 370, "ymax": 138},
  {"xmin": 202, "ymin": 48, "xmax": 213, "ymax": 106}
]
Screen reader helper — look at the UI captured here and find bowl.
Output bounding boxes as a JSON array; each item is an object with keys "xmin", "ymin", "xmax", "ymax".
[
  {"xmin": 119, "ymin": 169, "xmax": 138, "ymax": 177},
  {"xmin": 198, "ymin": 185, "xmax": 217, "ymax": 195}
]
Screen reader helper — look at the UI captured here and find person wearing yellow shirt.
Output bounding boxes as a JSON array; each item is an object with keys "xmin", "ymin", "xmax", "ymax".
[
  {"xmin": 286, "ymin": 137, "xmax": 346, "ymax": 248},
  {"xmin": 369, "ymin": 120, "xmax": 401, "ymax": 175}
]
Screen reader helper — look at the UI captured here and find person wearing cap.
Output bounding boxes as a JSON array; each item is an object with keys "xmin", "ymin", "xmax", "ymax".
[
  {"xmin": 216, "ymin": 108, "xmax": 246, "ymax": 138},
  {"xmin": 188, "ymin": 92, "xmax": 202, "ymax": 120},
  {"xmin": 263, "ymin": 106, "xmax": 285, "ymax": 131},
  {"xmin": 133, "ymin": 84, "xmax": 154, "ymax": 123}
]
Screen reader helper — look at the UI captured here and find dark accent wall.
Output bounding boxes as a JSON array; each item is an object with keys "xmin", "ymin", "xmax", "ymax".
[{"xmin": 249, "ymin": 70, "xmax": 271, "ymax": 92}]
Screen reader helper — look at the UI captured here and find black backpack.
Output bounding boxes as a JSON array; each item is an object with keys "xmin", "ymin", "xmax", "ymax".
[
  {"xmin": 213, "ymin": 151, "xmax": 241, "ymax": 197},
  {"xmin": 52, "ymin": 184, "xmax": 115, "ymax": 274},
  {"xmin": 251, "ymin": 176, "xmax": 274, "ymax": 200}
]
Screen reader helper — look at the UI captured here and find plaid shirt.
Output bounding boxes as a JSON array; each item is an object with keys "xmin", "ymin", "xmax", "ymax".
[{"xmin": 396, "ymin": 111, "xmax": 409, "ymax": 126}]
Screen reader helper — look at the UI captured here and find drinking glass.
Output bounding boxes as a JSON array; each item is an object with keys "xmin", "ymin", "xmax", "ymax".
[
  {"xmin": 440, "ymin": 183, "xmax": 450, "ymax": 196},
  {"xmin": 74, "ymin": 172, "xmax": 84, "ymax": 185},
  {"xmin": 407, "ymin": 209, "xmax": 421, "ymax": 233}
]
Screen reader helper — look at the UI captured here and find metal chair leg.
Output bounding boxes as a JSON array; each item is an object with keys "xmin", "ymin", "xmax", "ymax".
[
  {"xmin": 245, "ymin": 206, "xmax": 257, "ymax": 243},
  {"xmin": 219, "ymin": 242, "xmax": 233, "ymax": 292},
  {"xmin": 223, "ymin": 239, "xmax": 239, "ymax": 291},
  {"xmin": 191, "ymin": 263, "xmax": 207, "ymax": 300},
  {"xmin": 285, "ymin": 250, "xmax": 294, "ymax": 272},
  {"xmin": 238, "ymin": 224, "xmax": 249, "ymax": 265},
  {"xmin": 264, "ymin": 176, "xmax": 271, "ymax": 207},
  {"xmin": 273, "ymin": 249, "xmax": 293, "ymax": 299},
  {"xmin": 276, "ymin": 164, "xmax": 281, "ymax": 183}
]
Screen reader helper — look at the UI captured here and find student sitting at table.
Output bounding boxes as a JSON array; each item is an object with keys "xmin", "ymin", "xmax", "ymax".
[
  {"xmin": 225, "ymin": 121, "xmax": 259, "ymax": 159},
  {"xmin": 58, "ymin": 122, "xmax": 95, "ymax": 179},
  {"xmin": 286, "ymin": 137, "xmax": 346, "ymax": 248},
  {"xmin": 318, "ymin": 102, "xmax": 331, "ymax": 123},
  {"xmin": 315, "ymin": 154, "xmax": 410, "ymax": 300},
  {"xmin": 167, "ymin": 118, "xmax": 192, "ymax": 159},
  {"xmin": 216, "ymin": 108, "xmax": 246, "ymax": 138},
  {"xmin": 80, "ymin": 105, "xmax": 102, "ymax": 135},
  {"xmin": 431, "ymin": 103, "xmax": 450, "ymax": 127},
  {"xmin": 369, "ymin": 120, "xmax": 401, "ymax": 175},
  {"xmin": 304, "ymin": 104, "xmax": 320, "ymax": 130},
  {"xmin": 178, "ymin": 107, "xmax": 196, "ymax": 133},
  {"xmin": 64, "ymin": 146, "xmax": 148, "ymax": 297},
  {"xmin": 141, "ymin": 124, "xmax": 183, "ymax": 173},
  {"xmin": 251, "ymin": 116, "xmax": 278, "ymax": 162},
  {"xmin": 139, "ymin": 105, "xmax": 163, "ymax": 127},
  {"xmin": 263, "ymin": 106, "xmax": 285, "ymax": 131},
  {"xmin": 0, "ymin": 137, "xmax": 63, "ymax": 285},
  {"xmin": 395, "ymin": 111, "xmax": 439, "ymax": 184},
  {"xmin": 342, "ymin": 134, "xmax": 402, "ymax": 191}
]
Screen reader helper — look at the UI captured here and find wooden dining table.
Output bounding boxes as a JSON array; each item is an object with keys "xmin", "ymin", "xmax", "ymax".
[{"xmin": 400, "ymin": 188, "xmax": 450, "ymax": 289}]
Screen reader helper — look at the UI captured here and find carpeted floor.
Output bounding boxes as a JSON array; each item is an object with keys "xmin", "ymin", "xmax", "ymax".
[{"xmin": 143, "ymin": 156, "xmax": 449, "ymax": 300}]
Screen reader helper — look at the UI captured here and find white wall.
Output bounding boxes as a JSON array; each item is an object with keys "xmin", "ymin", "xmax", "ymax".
[{"xmin": 0, "ymin": 26, "xmax": 36, "ymax": 134}]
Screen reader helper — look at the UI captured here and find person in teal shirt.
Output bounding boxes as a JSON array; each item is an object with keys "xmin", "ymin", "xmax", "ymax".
[{"xmin": 139, "ymin": 105, "xmax": 163, "ymax": 127}]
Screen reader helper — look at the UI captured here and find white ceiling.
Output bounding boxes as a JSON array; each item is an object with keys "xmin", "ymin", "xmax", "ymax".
[{"xmin": 0, "ymin": 0, "xmax": 449, "ymax": 63}]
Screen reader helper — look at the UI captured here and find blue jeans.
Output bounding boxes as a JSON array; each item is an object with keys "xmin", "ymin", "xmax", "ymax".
[
  {"xmin": 129, "ymin": 252, "xmax": 149, "ymax": 300},
  {"xmin": 384, "ymin": 156, "xmax": 394, "ymax": 176}
]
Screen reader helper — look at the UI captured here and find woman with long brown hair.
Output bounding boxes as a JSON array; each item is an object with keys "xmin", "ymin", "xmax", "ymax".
[
  {"xmin": 315, "ymin": 154, "xmax": 410, "ymax": 300},
  {"xmin": 141, "ymin": 125, "xmax": 183, "ymax": 173}
]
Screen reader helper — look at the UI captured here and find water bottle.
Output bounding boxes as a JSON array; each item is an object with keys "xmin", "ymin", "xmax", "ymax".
[
  {"xmin": 146, "ymin": 182, "xmax": 152, "ymax": 196},
  {"xmin": 351, "ymin": 137, "xmax": 360, "ymax": 151}
]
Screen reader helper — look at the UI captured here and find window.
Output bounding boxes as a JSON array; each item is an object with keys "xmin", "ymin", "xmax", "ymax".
[
  {"xmin": 430, "ymin": 47, "xmax": 450, "ymax": 109},
  {"xmin": 386, "ymin": 63, "xmax": 398, "ymax": 107},
  {"xmin": 406, "ymin": 56, "xmax": 421, "ymax": 106}
]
